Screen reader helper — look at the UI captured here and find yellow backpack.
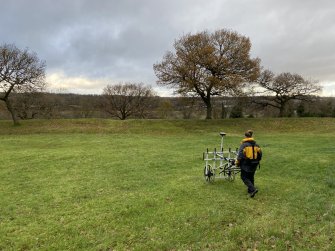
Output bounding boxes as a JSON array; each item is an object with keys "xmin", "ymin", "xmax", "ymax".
[{"xmin": 243, "ymin": 144, "xmax": 262, "ymax": 163}]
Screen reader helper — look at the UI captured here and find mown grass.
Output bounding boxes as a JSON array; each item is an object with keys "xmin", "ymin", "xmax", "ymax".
[{"xmin": 0, "ymin": 118, "xmax": 334, "ymax": 250}]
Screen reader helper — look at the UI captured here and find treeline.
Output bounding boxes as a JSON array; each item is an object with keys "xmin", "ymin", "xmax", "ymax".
[
  {"xmin": 0, "ymin": 31, "xmax": 331, "ymax": 124},
  {"xmin": 0, "ymin": 92, "xmax": 334, "ymax": 120}
]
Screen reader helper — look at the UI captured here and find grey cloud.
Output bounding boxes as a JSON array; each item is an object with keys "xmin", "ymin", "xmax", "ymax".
[{"xmin": 1, "ymin": 0, "xmax": 335, "ymax": 93}]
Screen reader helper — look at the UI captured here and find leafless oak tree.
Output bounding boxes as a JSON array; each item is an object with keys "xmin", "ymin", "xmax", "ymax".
[
  {"xmin": 0, "ymin": 44, "xmax": 46, "ymax": 124},
  {"xmin": 255, "ymin": 70, "xmax": 322, "ymax": 117},
  {"xmin": 153, "ymin": 29, "xmax": 260, "ymax": 119},
  {"xmin": 102, "ymin": 82, "xmax": 155, "ymax": 120}
]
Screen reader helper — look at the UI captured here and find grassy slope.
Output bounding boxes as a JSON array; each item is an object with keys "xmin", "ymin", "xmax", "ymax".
[{"xmin": 0, "ymin": 118, "xmax": 334, "ymax": 250}]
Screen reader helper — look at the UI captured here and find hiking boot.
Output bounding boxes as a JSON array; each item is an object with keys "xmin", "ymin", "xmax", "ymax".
[{"xmin": 250, "ymin": 189, "xmax": 258, "ymax": 198}]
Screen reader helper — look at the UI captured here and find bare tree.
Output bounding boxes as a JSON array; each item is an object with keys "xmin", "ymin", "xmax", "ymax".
[
  {"xmin": 255, "ymin": 70, "xmax": 322, "ymax": 117},
  {"xmin": 12, "ymin": 92, "xmax": 55, "ymax": 119},
  {"xmin": 153, "ymin": 29, "xmax": 260, "ymax": 119},
  {"xmin": 0, "ymin": 44, "xmax": 46, "ymax": 124},
  {"xmin": 102, "ymin": 82, "xmax": 155, "ymax": 120}
]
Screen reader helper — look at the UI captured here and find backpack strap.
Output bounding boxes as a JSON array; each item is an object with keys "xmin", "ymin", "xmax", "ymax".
[{"xmin": 252, "ymin": 145, "xmax": 255, "ymax": 159}]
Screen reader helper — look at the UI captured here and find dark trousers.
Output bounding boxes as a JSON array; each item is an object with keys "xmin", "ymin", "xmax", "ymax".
[{"xmin": 240, "ymin": 169, "xmax": 256, "ymax": 193}]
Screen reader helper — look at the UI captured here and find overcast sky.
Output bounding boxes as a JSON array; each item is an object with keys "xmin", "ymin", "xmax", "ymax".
[{"xmin": 1, "ymin": 0, "xmax": 335, "ymax": 96}]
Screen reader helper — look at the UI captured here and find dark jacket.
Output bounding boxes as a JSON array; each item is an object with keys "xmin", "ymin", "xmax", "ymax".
[{"xmin": 237, "ymin": 138, "xmax": 262, "ymax": 172}]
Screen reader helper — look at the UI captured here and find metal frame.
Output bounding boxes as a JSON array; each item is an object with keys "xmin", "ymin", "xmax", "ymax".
[{"xmin": 203, "ymin": 132, "xmax": 240, "ymax": 182}]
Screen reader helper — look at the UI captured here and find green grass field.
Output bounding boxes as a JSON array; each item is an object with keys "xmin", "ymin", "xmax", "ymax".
[{"xmin": 0, "ymin": 118, "xmax": 334, "ymax": 250}]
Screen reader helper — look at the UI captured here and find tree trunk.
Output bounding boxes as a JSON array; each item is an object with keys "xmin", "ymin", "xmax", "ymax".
[
  {"xmin": 4, "ymin": 99, "xmax": 20, "ymax": 125},
  {"xmin": 206, "ymin": 103, "xmax": 212, "ymax": 119},
  {"xmin": 221, "ymin": 102, "xmax": 226, "ymax": 119},
  {"xmin": 279, "ymin": 102, "xmax": 286, "ymax": 117},
  {"xmin": 120, "ymin": 110, "xmax": 127, "ymax": 120}
]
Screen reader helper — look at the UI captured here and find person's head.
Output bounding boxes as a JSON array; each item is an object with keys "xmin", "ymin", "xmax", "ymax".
[{"xmin": 245, "ymin": 130, "xmax": 253, "ymax": 138}]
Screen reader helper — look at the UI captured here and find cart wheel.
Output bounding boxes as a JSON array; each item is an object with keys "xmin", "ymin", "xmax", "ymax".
[
  {"xmin": 228, "ymin": 167, "xmax": 235, "ymax": 181},
  {"xmin": 204, "ymin": 164, "xmax": 214, "ymax": 182},
  {"xmin": 230, "ymin": 165, "xmax": 239, "ymax": 181},
  {"xmin": 231, "ymin": 166, "xmax": 241, "ymax": 180},
  {"xmin": 223, "ymin": 164, "xmax": 235, "ymax": 181}
]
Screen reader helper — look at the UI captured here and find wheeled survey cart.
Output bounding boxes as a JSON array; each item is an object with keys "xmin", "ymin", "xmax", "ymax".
[{"xmin": 203, "ymin": 132, "xmax": 240, "ymax": 182}]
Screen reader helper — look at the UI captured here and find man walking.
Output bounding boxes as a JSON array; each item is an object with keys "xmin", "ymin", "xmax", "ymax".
[{"xmin": 236, "ymin": 130, "xmax": 262, "ymax": 198}]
